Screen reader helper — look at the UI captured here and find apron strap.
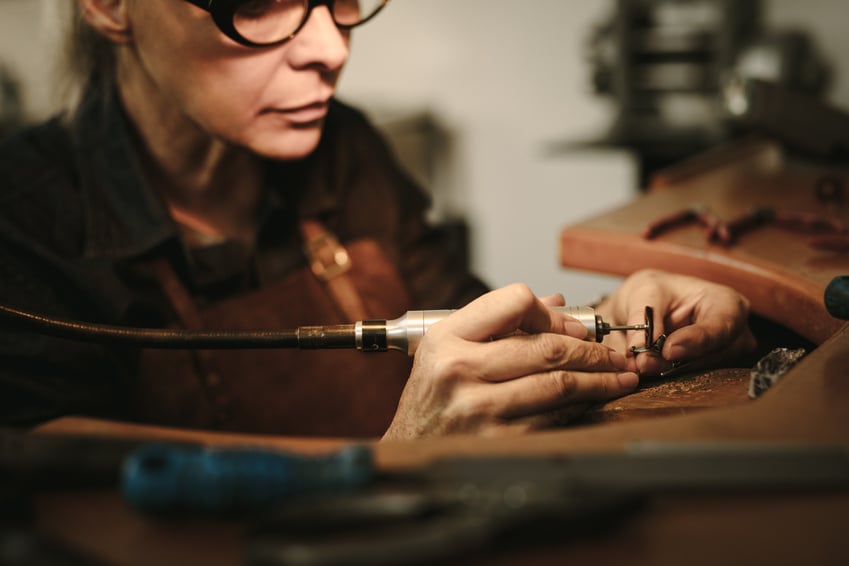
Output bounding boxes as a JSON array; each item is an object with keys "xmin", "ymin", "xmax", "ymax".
[
  {"xmin": 147, "ymin": 258, "xmax": 206, "ymax": 330},
  {"xmin": 146, "ymin": 258, "xmax": 218, "ymax": 376},
  {"xmin": 300, "ymin": 219, "xmax": 369, "ymax": 322}
]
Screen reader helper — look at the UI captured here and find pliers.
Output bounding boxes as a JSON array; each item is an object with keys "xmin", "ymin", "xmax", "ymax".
[{"xmin": 643, "ymin": 205, "xmax": 848, "ymax": 248}]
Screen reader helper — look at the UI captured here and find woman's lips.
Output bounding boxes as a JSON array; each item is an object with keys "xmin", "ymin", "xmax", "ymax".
[{"xmin": 265, "ymin": 101, "xmax": 329, "ymax": 125}]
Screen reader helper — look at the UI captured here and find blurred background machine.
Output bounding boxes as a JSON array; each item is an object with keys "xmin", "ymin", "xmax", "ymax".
[{"xmin": 586, "ymin": 0, "xmax": 841, "ymax": 183}]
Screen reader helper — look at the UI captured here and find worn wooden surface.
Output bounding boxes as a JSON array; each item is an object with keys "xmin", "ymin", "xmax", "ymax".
[{"xmin": 576, "ymin": 368, "xmax": 752, "ymax": 424}]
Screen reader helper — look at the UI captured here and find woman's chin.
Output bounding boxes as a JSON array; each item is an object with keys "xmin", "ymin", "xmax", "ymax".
[{"xmin": 247, "ymin": 124, "xmax": 325, "ymax": 162}]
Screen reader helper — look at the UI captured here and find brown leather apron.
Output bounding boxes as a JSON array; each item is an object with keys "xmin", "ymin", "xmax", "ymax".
[{"xmin": 135, "ymin": 222, "xmax": 414, "ymax": 437}]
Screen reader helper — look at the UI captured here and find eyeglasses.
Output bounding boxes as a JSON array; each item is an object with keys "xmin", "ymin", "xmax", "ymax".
[{"xmin": 183, "ymin": 0, "xmax": 390, "ymax": 48}]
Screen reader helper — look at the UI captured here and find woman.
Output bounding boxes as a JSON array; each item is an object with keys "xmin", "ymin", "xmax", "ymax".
[{"xmin": 0, "ymin": 0, "xmax": 754, "ymax": 438}]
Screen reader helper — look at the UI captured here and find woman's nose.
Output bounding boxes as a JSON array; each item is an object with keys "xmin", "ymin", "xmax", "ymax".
[{"xmin": 287, "ymin": 6, "xmax": 349, "ymax": 70}]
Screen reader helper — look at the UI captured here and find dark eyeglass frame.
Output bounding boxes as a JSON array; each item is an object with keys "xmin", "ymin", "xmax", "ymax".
[{"xmin": 183, "ymin": 0, "xmax": 390, "ymax": 48}]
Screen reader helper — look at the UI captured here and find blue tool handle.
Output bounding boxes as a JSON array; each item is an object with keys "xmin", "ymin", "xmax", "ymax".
[{"xmin": 121, "ymin": 443, "xmax": 374, "ymax": 513}]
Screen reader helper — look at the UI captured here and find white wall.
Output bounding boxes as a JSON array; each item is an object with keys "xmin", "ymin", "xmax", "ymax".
[
  {"xmin": 0, "ymin": 0, "xmax": 63, "ymax": 122},
  {"xmin": 3, "ymin": 0, "xmax": 849, "ymax": 304},
  {"xmin": 336, "ymin": 0, "xmax": 638, "ymax": 303}
]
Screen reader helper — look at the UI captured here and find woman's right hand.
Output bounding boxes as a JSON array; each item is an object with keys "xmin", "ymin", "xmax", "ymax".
[{"xmin": 382, "ymin": 284, "xmax": 638, "ymax": 440}]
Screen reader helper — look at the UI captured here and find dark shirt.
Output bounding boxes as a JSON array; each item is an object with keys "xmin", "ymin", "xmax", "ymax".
[{"xmin": 0, "ymin": 91, "xmax": 487, "ymax": 427}]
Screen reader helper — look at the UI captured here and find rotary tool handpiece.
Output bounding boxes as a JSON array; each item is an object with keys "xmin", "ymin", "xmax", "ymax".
[{"xmin": 358, "ymin": 306, "xmax": 649, "ymax": 356}]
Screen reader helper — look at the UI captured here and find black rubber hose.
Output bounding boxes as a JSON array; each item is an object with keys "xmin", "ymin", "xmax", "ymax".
[{"xmin": 0, "ymin": 303, "xmax": 302, "ymax": 349}]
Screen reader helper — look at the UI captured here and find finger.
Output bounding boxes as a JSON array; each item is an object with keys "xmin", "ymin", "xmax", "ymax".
[
  {"xmin": 663, "ymin": 299, "xmax": 754, "ymax": 360},
  {"xmin": 544, "ymin": 293, "xmax": 591, "ymax": 339},
  {"xmin": 462, "ymin": 333, "xmax": 629, "ymax": 383},
  {"xmin": 438, "ymin": 284, "xmax": 584, "ymax": 342},
  {"xmin": 539, "ymin": 293, "xmax": 566, "ymax": 307},
  {"xmin": 489, "ymin": 368, "xmax": 640, "ymax": 419},
  {"xmin": 635, "ymin": 350, "xmax": 671, "ymax": 376},
  {"xmin": 637, "ymin": 329, "xmax": 756, "ymax": 377},
  {"xmin": 491, "ymin": 294, "xmax": 581, "ymax": 341}
]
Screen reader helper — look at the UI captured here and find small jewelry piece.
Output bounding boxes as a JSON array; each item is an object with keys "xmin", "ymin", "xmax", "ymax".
[{"xmin": 630, "ymin": 333, "xmax": 666, "ymax": 355}]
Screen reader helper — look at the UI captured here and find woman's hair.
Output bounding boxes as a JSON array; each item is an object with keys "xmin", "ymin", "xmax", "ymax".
[{"xmin": 61, "ymin": 3, "xmax": 116, "ymax": 112}]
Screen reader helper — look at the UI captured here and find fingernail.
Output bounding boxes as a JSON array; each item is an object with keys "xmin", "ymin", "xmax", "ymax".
[
  {"xmin": 609, "ymin": 350, "xmax": 628, "ymax": 369},
  {"xmin": 564, "ymin": 321, "xmax": 588, "ymax": 339},
  {"xmin": 617, "ymin": 372, "xmax": 639, "ymax": 389}
]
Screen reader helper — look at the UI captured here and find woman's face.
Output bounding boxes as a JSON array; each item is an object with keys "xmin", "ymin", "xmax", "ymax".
[{"xmin": 123, "ymin": 0, "xmax": 350, "ymax": 160}]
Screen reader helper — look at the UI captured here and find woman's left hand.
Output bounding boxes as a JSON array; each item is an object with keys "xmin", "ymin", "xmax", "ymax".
[{"xmin": 596, "ymin": 269, "xmax": 757, "ymax": 376}]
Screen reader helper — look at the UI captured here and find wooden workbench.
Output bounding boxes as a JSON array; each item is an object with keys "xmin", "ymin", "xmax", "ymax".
[{"xmin": 24, "ymin": 139, "xmax": 849, "ymax": 566}]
